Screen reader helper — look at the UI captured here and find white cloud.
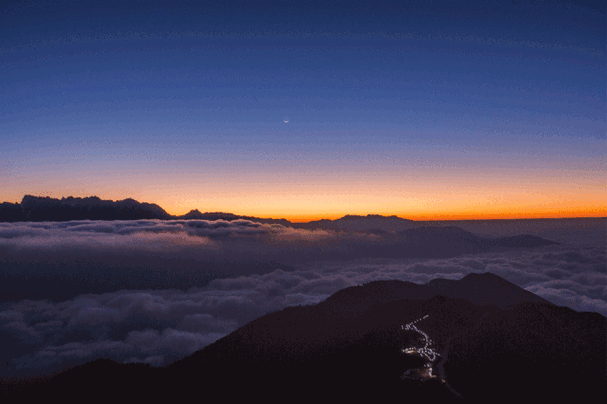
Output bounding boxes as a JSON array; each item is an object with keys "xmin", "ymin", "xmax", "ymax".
[{"xmin": 0, "ymin": 219, "xmax": 604, "ymax": 378}]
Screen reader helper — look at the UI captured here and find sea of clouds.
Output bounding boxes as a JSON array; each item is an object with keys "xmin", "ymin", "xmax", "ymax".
[{"xmin": 0, "ymin": 219, "xmax": 604, "ymax": 378}]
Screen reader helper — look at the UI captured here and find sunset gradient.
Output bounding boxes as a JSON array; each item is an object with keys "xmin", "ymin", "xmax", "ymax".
[{"xmin": 1, "ymin": 1, "xmax": 604, "ymax": 221}]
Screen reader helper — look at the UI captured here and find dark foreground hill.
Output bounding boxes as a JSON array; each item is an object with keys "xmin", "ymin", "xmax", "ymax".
[{"xmin": 2, "ymin": 273, "xmax": 604, "ymax": 402}]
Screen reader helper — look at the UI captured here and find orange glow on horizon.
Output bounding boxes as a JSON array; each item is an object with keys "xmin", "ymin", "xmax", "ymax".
[
  {"xmin": 158, "ymin": 192, "xmax": 606, "ymax": 222},
  {"xmin": 3, "ymin": 150, "xmax": 604, "ymax": 224},
  {"xmin": 160, "ymin": 205, "xmax": 607, "ymax": 223},
  {"xmin": 283, "ymin": 211, "xmax": 607, "ymax": 223},
  {"xmin": 2, "ymin": 188, "xmax": 605, "ymax": 223}
]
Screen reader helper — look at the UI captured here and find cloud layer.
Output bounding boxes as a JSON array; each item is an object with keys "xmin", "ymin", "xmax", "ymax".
[{"xmin": 0, "ymin": 219, "xmax": 604, "ymax": 378}]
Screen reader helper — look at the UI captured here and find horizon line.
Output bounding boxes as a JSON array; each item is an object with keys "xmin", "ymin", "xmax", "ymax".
[{"xmin": 2, "ymin": 194, "xmax": 606, "ymax": 223}]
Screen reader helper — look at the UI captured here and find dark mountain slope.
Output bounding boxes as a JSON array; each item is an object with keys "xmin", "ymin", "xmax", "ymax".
[
  {"xmin": 428, "ymin": 272, "xmax": 553, "ymax": 307},
  {"xmin": 3, "ymin": 273, "xmax": 604, "ymax": 403},
  {"xmin": 446, "ymin": 302, "xmax": 606, "ymax": 402}
]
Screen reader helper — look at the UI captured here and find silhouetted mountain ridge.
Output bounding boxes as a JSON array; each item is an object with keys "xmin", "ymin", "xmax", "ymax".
[
  {"xmin": 3, "ymin": 273, "xmax": 604, "ymax": 402},
  {"xmin": 0, "ymin": 196, "xmax": 601, "ymax": 244},
  {"xmin": 0, "ymin": 195, "xmax": 294, "ymax": 224},
  {"xmin": 295, "ymin": 213, "xmax": 418, "ymax": 232},
  {"xmin": 323, "ymin": 272, "xmax": 552, "ymax": 312},
  {"xmin": 1, "ymin": 195, "xmax": 173, "ymax": 222},
  {"xmin": 1, "ymin": 195, "xmax": 420, "ymax": 225}
]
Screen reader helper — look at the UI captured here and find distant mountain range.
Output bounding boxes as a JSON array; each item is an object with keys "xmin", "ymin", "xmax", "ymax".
[
  {"xmin": 2, "ymin": 196, "xmax": 603, "ymax": 236},
  {"xmin": 287, "ymin": 226, "xmax": 561, "ymax": 261},
  {"xmin": 293, "ymin": 214, "xmax": 417, "ymax": 231},
  {"xmin": 1, "ymin": 195, "xmax": 415, "ymax": 229},
  {"xmin": 0, "ymin": 195, "xmax": 306, "ymax": 225},
  {"xmin": 3, "ymin": 273, "xmax": 604, "ymax": 402},
  {"xmin": 0, "ymin": 195, "xmax": 173, "ymax": 222}
]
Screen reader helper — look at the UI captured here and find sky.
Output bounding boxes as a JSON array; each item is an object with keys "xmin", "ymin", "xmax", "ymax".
[{"xmin": 1, "ymin": 0, "xmax": 605, "ymax": 221}]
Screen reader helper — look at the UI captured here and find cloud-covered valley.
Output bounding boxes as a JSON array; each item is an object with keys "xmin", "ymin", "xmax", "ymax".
[{"xmin": 0, "ymin": 218, "xmax": 604, "ymax": 378}]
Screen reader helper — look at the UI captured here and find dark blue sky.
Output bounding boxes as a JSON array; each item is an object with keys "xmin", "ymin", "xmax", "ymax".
[{"xmin": 1, "ymin": 0, "xmax": 604, "ymax": 219}]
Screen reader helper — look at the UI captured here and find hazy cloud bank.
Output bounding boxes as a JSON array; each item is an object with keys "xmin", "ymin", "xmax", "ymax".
[
  {"xmin": 0, "ymin": 219, "xmax": 344, "ymax": 302},
  {"xmin": 0, "ymin": 219, "xmax": 604, "ymax": 378},
  {"xmin": 0, "ymin": 219, "xmax": 358, "ymax": 264}
]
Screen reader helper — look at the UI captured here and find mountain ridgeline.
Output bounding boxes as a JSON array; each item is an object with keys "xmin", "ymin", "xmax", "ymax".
[
  {"xmin": 0, "ymin": 195, "xmax": 172, "ymax": 222},
  {"xmin": 0, "ymin": 195, "xmax": 296, "ymax": 224},
  {"xmin": 0, "ymin": 195, "xmax": 586, "ymax": 248},
  {"xmin": 2, "ymin": 273, "xmax": 604, "ymax": 402},
  {"xmin": 0, "ymin": 196, "xmax": 601, "ymax": 241},
  {"xmin": 0, "ymin": 195, "xmax": 418, "ymax": 228},
  {"xmin": 0, "ymin": 195, "xmax": 415, "ymax": 228}
]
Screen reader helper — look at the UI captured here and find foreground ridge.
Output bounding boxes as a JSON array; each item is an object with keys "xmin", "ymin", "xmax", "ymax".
[{"xmin": 2, "ymin": 273, "xmax": 604, "ymax": 403}]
